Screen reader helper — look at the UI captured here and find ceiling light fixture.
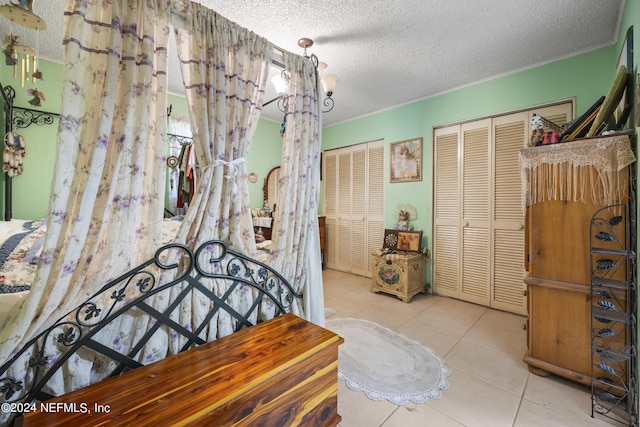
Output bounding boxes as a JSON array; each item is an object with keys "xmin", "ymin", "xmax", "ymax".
[
  {"xmin": 298, "ymin": 37, "xmax": 339, "ymax": 113},
  {"xmin": 264, "ymin": 37, "xmax": 339, "ymax": 113}
]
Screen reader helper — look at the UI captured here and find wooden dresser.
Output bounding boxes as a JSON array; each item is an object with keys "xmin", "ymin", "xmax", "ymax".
[
  {"xmin": 520, "ymin": 135, "xmax": 634, "ymax": 386},
  {"xmin": 318, "ymin": 216, "xmax": 326, "ymax": 269},
  {"xmin": 16, "ymin": 314, "xmax": 343, "ymax": 427},
  {"xmin": 370, "ymin": 251, "xmax": 425, "ymax": 303}
]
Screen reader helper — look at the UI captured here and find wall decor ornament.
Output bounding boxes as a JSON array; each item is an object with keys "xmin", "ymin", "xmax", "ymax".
[
  {"xmin": 3, "ymin": 130, "xmax": 25, "ymax": 177},
  {"xmin": 0, "ymin": 0, "xmax": 46, "ymax": 90},
  {"xmin": 390, "ymin": 137, "xmax": 422, "ymax": 183}
]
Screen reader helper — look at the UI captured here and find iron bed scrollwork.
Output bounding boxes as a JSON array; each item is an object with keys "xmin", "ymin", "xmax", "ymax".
[{"xmin": 0, "ymin": 239, "xmax": 301, "ymax": 423}]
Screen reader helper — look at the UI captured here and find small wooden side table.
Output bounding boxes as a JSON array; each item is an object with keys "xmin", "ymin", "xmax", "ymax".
[{"xmin": 370, "ymin": 251, "xmax": 425, "ymax": 303}]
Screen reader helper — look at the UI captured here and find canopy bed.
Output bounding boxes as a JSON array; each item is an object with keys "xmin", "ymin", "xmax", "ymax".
[{"xmin": 0, "ymin": 0, "xmax": 329, "ymax": 424}]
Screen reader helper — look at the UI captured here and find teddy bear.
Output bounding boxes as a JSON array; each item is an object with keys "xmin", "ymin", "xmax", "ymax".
[{"xmin": 529, "ymin": 113, "xmax": 544, "ymax": 146}]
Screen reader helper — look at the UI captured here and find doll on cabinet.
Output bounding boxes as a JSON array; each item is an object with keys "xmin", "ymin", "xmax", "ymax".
[{"xmin": 394, "ymin": 203, "xmax": 416, "ymax": 231}]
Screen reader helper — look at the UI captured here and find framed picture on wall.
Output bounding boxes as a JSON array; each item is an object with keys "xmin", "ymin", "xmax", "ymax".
[{"xmin": 390, "ymin": 138, "xmax": 422, "ymax": 183}]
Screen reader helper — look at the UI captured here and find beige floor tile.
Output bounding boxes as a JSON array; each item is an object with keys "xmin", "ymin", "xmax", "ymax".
[
  {"xmin": 395, "ymin": 318, "xmax": 461, "ymax": 357},
  {"xmin": 322, "ymin": 269, "xmax": 626, "ymax": 427},
  {"xmin": 515, "ymin": 399, "xmax": 618, "ymax": 427},
  {"xmin": 346, "ymin": 307, "xmax": 409, "ymax": 330},
  {"xmin": 459, "ymin": 312, "xmax": 527, "ymax": 358},
  {"xmin": 425, "ymin": 367, "xmax": 520, "ymax": 426},
  {"xmin": 445, "ymin": 338, "xmax": 529, "ymax": 395},
  {"xmin": 347, "ymin": 297, "xmax": 423, "ymax": 330},
  {"xmin": 522, "ymin": 373, "xmax": 620, "ymax": 426},
  {"xmin": 409, "ymin": 307, "xmax": 477, "ymax": 339},
  {"xmin": 337, "ymin": 382, "xmax": 397, "ymax": 427},
  {"xmin": 428, "ymin": 296, "xmax": 488, "ymax": 322},
  {"xmin": 382, "ymin": 403, "xmax": 464, "ymax": 427}
]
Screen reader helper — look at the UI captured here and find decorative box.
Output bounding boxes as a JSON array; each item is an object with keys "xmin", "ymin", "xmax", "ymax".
[{"xmin": 370, "ymin": 251, "xmax": 425, "ymax": 303}]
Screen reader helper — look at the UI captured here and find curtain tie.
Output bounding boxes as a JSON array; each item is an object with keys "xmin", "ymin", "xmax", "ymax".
[
  {"xmin": 203, "ymin": 158, "xmax": 246, "ymax": 191},
  {"xmin": 203, "ymin": 158, "xmax": 246, "ymax": 176}
]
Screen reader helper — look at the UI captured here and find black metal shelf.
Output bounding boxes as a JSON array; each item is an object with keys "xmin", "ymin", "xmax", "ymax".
[
  {"xmin": 591, "ymin": 248, "xmax": 633, "ymax": 257},
  {"xmin": 590, "ymin": 202, "xmax": 637, "ymax": 426},
  {"xmin": 592, "ymin": 277, "xmax": 631, "ymax": 290}
]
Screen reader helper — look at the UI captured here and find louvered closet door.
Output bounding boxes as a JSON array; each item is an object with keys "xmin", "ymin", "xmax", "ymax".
[
  {"xmin": 460, "ymin": 119, "xmax": 491, "ymax": 306},
  {"xmin": 433, "ymin": 126, "xmax": 460, "ymax": 297},
  {"xmin": 491, "ymin": 104, "xmax": 572, "ymax": 314},
  {"xmin": 492, "ymin": 112, "xmax": 529, "ymax": 314},
  {"xmin": 366, "ymin": 141, "xmax": 385, "ymax": 276},
  {"xmin": 433, "ymin": 102, "xmax": 573, "ymax": 313},
  {"xmin": 322, "ymin": 141, "xmax": 385, "ymax": 276},
  {"xmin": 323, "ymin": 151, "xmax": 338, "ymax": 269},
  {"xmin": 336, "ymin": 149, "xmax": 353, "ymax": 272},
  {"xmin": 349, "ymin": 145, "xmax": 368, "ymax": 276}
]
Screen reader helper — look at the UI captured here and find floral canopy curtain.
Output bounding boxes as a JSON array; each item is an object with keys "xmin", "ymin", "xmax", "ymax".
[
  {"xmin": 267, "ymin": 52, "xmax": 325, "ymax": 326},
  {"xmin": 170, "ymin": 2, "xmax": 272, "ymax": 338},
  {"xmin": 0, "ymin": 0, "xmax": 170, "ymax": 368}
]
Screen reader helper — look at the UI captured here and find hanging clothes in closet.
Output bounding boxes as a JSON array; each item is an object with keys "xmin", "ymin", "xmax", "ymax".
[{"xmin": 176, "ymin": 142, "xmax": 198, "ymax": 210}]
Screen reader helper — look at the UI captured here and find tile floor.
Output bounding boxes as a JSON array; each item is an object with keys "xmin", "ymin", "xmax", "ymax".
[{"xmin": 322, "ymin": 269, "xmax": 624, "ymax": 427}]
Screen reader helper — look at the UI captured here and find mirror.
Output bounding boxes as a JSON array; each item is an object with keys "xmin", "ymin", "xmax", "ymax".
[{"xmin": 263, "ymin": 166, "xmax": 280, "ymax": 213}]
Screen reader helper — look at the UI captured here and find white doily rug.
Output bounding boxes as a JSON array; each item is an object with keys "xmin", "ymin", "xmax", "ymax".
[{"xmin": 326, "ymin": 317, "xmax": 450, "ymax": 405}]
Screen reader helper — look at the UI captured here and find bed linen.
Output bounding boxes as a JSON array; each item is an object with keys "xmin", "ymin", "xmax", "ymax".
[
  {"xmin": 0, "ymin": 217, "xmax": 276, "ymax": 320},
  {"xmin": 0, "ymin": 217, "xmax": 186, "ymax": 321}
]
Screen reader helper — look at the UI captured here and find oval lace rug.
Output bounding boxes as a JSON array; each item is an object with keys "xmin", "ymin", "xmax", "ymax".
[{"xmin": 326, "ymin": 317, "xmax": 450, "ymax": 405}]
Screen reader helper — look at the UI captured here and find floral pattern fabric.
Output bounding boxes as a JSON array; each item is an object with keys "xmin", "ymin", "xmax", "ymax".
[
  {"xmin": 266, "ymin": 52, "xmax": 325, "ymax": 326},
  {"xmin": 0, "ymin": 1, "xmax": 323, "ymax": 417},
  {"xmin": 0, "ymin": 0, "xmax": 171, "ymax": 411},
  {"xmin": 170, "ymin": 2, "xmax": 272, "ymax": 338}
]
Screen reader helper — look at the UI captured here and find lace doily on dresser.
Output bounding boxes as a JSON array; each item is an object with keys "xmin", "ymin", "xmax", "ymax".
[{"xmin": 519, "ymin": 135, "xmax": 636, "ymax": 210}]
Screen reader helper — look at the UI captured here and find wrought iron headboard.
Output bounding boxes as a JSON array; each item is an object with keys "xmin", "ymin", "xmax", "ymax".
[{"xmin": 0, "ymin": 240, "xmax": 300, "ymax": 422}]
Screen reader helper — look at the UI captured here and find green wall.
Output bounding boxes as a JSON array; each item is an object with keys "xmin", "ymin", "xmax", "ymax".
[
  {"xmin": 0, "ymin": 58, "xmax": 62, "ymax": 220},
  {"xmin": 322, "ymin": 45, "xmax": 616, "ymax": 244},
  {"xmin": 245, "ymin": 119, "xmax": 283, "ymax": 208}
]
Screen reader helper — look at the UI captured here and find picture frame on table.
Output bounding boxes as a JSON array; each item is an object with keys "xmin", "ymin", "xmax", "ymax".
[
  {"xmin": 390, "ymin": 138, "xmax": 422, "ymax": 183},
  {"xmin": 383, "ymin": 229, "xmax": 423, "ymax": 253}
]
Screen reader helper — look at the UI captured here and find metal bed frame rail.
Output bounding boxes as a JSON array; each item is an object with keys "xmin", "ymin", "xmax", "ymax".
[{"xmin": 0, "ymin": 239, "xmax": 301, "ymax": 422}]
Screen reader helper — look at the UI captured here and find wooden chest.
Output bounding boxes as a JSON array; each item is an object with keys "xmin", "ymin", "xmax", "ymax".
[
  {"xmin": 370, "ymin": 252, "xmax": 425, "ymax": 303},
  {"xmin": 16, "ymin": 314, "xmax": 343, "ymax": 427}
]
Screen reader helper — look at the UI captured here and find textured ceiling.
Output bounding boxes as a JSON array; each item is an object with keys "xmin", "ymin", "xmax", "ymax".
[{"xmin": 0, "ymin": 0, "xmax": 625, "ymax": 127}]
